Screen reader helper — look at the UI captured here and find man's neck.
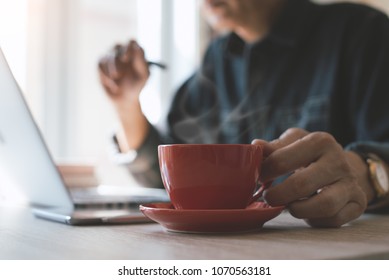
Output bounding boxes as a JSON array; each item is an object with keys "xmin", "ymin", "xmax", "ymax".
[{"xmin": 235, "ymin": 0, "xmax": 286, "ymax": 43}]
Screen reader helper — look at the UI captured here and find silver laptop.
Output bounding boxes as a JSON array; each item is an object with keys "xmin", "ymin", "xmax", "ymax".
[{"xmin": 0, "ymin": 48, "xmax": 168, "ymax": 225}]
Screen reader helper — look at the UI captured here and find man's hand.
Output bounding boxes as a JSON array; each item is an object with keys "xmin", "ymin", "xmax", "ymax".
[
  {"xmin": 252, "ymin": 128, "xmax": 372, "ymax": 228},
  {"xmin": 98, "ymin": 40, "xmax": 150, "ymax": 108}
]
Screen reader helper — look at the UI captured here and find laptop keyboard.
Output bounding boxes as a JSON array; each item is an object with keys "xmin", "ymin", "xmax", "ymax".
[{"xmin": 69, "ymin": 185, "xmax": 169, "ymax": 209}]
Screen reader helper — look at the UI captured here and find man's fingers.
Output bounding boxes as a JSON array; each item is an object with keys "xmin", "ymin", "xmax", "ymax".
[
  {"xmin": 260, "ymin": 131, "xmax": 341, "ymax": 183},
  {"xmin": 98, "ymin": 63, "xmax": 119, "ymax": 95},
  {"xmin": 121, "ymin": 40, "xmax": 138, "ymax": 63},
  {"xmin": 263, "ymin": 155, "xmax": 348, "ymax": 206},
  {"xmin": 305, "ymin": 201, "xmax": 365, "ymax": 228},
  {"xmin": 286, "ymin": 180, "xmax": 352, "ymax": 218},
  {"xmin": 133, "ymin": 44, "xmax": 149, "ymax": 78},
  {"xmin": 252, "ymin": 128, "xmax": 308, "ymax": 157},
  {"xmin": 251, "ymin": 139, "xmax": 274, "ymax": 157},
  {"xmin": 271, "ymin": 128, "xmax": 309, "ymax": 151}
]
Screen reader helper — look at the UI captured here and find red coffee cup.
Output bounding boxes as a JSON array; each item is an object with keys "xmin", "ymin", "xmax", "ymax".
[{"xmin": 158, "ymin": 144, "xmax": 263, "ymax": 210}]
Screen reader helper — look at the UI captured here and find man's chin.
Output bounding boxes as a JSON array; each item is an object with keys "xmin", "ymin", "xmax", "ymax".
[{"xmin": 207, "ymin": 18, "xmax": 232, "ymax": 33}]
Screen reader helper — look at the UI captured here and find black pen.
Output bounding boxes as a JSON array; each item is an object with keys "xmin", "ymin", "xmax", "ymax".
[
  {"xmin": 115, "ymin": 47, "xmax": 167, "ymax": 70},
  {"xmin": 147, "ymin": 61, "xmax": 167, "ymax": 70}
]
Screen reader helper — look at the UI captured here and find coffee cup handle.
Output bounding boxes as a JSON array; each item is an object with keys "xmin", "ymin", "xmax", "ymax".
[{"xmin": 248, "ymin": 181, "xmax": 272, "ymax": 205}]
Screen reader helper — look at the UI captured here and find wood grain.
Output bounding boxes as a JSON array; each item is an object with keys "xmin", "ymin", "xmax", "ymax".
[{"xmin": 1, "ymin": 206, "xmax": 389, "ymax": 260}]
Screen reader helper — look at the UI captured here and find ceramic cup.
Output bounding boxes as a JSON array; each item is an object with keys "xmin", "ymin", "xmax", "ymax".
[{"xmin": 158, "ymin": 144, "xmax": 263, "ymax": 210}]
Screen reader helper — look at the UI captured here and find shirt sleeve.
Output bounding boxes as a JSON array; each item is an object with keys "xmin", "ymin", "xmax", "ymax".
[
  {"xmin": 110, "ymin": 123, "xmax": 164, "ymax": 188},
  {"xmin": 343, "ymin": 9, "xmax": 389, "ymax": 160}
]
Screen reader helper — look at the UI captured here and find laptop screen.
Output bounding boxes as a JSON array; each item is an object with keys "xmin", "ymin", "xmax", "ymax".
[{"xmin": 0, "ymin": 48, "xmax": 73, "ymax": 209}]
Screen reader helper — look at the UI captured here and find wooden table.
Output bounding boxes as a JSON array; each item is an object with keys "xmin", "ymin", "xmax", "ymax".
[{"xmin": 1, "ymin": 205, "xmax": 389, "ymax": 260}]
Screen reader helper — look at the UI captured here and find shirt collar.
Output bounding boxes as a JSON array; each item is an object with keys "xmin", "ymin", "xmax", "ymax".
[{"xmin": 224, "ymin": 0, "xmax": 315, "ymax": 55}]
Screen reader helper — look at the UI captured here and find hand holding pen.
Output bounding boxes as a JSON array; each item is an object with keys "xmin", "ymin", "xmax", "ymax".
[{"xmin": 98, "ymin": 39, "xmax": 166, "ymax": 100}]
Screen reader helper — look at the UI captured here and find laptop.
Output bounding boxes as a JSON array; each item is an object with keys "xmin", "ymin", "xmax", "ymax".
[{"xmin": 0, "ymin": 48, "xmax": 169, "ymax": 225}]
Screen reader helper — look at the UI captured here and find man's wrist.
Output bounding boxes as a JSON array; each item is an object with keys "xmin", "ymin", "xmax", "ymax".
[
  {"xmin": 346, "ymin": 151, "xmax": 375, "ymax": 205},
  {"xmin": 351, "ymin": 152, "xmax": 389, "ymax": 210}
]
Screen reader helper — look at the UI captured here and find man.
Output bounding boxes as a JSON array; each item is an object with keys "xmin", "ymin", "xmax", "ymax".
[{"xmin": 98, "ymin": 0, "xmax": 389, "ymax": 227}]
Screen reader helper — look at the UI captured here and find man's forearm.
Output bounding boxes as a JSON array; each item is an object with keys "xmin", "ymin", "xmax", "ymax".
[{"xmin": 115, "ymin": 100, "xmax": 149, "ymax": 152}]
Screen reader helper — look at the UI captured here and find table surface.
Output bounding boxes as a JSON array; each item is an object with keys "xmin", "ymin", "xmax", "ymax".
[{"xmin": 1, "ymin": 205, "xmax": 389, "ymax": 260}]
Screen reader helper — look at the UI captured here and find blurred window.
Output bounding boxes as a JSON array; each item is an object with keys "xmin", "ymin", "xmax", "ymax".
[{"xmin": 1, "ymin": 0, "xmax": 203, "ymax": 160}]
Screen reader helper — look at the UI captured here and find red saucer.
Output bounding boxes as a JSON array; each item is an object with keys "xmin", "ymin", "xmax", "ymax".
[{"xmin": 140, "ymin": 202, "xmax": 284, "ymax": 233}]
